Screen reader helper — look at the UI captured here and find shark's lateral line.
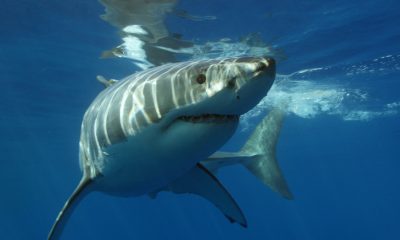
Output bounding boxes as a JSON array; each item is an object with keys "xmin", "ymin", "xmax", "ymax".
[{"xmin": 48, "ymin": 57, "xmax": 291, "ymax": 239}]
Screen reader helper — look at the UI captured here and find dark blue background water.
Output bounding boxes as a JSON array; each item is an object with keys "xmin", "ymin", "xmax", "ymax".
[{"xmin": 1, "ymin": 0, "xmax": 399, "ymax": 239}]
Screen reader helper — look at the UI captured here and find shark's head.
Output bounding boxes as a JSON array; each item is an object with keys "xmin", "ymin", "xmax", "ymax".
[
  {"xmin": 157, "ymin": 56, "xmax": 276, "ymax": 127},
  {"xmin": 143, "ymin": 56, "xmax": 276, "ymax": 165}
]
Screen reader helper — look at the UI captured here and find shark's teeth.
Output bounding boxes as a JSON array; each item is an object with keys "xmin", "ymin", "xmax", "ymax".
[{"xmin": 178, "ymin": 114, "xmax": 238, "ymax": 123}]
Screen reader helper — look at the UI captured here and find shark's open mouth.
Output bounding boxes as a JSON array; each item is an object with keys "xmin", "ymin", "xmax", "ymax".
[{"xmin": 178, "ymin": 114, "xmax": 239, "ymax": 123}]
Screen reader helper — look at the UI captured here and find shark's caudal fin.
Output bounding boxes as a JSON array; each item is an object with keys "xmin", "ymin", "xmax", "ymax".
[
  {"xmin": 240, "ymin": 108, "xmax": 293, "ymax": 199},
  {"xmin": 202, "ymin": 108, "xmax": 293, "ymax": 199},
  {"xmin": 48, "ymin": 177, "xmax": 93, "ymax": 240}
]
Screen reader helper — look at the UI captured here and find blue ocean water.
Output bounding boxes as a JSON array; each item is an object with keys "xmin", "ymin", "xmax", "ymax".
[{"xmin": 1, "ymin": 0, "xmax": 399, "ymax": 239}]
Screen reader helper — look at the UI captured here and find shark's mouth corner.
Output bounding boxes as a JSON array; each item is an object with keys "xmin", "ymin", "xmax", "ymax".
[{"xmin": 177, "ymin": 114, "xmax": 239, "ymax": 123}]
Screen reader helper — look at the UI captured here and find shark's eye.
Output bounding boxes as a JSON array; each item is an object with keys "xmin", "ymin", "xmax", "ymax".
[{"xmin": 196, "ymin": 74, "xmax": 206, "ymax": 84}]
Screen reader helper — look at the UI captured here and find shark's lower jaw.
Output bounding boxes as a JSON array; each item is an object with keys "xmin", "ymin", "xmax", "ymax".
[{"xmin": 177, "ymin": 114, "xmax": 239, "ymax": 123}]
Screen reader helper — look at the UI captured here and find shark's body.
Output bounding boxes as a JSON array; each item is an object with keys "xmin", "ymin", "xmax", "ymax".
[{"xmin": 48, "ymin": 57, "xmax": 291, "ymax": 239}]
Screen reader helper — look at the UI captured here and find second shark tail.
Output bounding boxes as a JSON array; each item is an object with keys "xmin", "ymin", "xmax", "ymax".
[{"xmin": 240, "ymin": 108, "xmax": 293, "ymax": 199}]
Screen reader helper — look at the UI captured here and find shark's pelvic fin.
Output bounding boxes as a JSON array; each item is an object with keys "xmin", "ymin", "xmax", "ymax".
[
  {"xmin": 48, "ymin": 176, "xmax": 93, "ymax": 240},
  {"xmin": 154, "ymin": 163, "xmax": 247, "ymax": 227},
  {"xmin": 203, "ymin": 108, "xmax": 293, "ymax": 199}
]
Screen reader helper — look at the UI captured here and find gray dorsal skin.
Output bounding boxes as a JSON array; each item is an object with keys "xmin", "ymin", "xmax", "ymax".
[
  {"xmin": 48, "ymin": 57, "xmax": 276, "ymax": 239},
  {"xmin": 202, "ymin": 108, "xmax": 293, "ymax": 199}
]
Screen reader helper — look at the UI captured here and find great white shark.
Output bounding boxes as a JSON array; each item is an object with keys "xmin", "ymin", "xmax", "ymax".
[{"xmin": 48, "ymin": 56, "xmax": 291, "ymax": 239}]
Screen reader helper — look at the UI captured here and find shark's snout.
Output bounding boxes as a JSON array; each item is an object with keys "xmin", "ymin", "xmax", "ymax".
[
  {"xmin": 233, "ymin": 57, "xmax": 276, "ymax": 83},
  {"xmin": 265, "ymin": 57, "xmax": 276, "ymax": 75},
  {"xmin": 230, "ymin": 57, "xmax": 276, "ymax": 115},
  {"xmin": 265, "ymin": 57, "xmax": 275, "ymax": 67},
  {"xmin": 254, "ymin": 57, "xmax": 275, "ymax": 75}
]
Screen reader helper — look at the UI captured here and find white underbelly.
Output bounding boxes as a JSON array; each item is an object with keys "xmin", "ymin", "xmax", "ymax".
[{"xmin": 93, "ymin": 120, "xmax": 238, "ymax": 196}]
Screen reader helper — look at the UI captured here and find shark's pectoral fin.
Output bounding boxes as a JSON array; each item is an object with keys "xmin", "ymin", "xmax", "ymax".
[
  {"xmin": 47, "ymin": 176, "xmax": 94, "ymax": 240},
  {"xmin": 164, "ymin": 163, "xmax": 247, "ymax": 227}
]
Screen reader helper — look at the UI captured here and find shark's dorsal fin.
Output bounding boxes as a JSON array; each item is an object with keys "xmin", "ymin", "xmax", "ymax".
[
  {"xmin": 96, "ymin": 75, "xmax": 118, "ymax": 88},
  {"xmin": 47, "ymin": 176, "xmax": 94, "ymax": 240},
  {"xmin": 155, "ymin": 163, "xmax": 247, "ymax": 227}
]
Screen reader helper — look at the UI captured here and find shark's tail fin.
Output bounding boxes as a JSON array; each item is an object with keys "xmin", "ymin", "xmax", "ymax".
[{"xmin": 240, "ymin": 108, "xmax": 293, "ymax": 199}]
